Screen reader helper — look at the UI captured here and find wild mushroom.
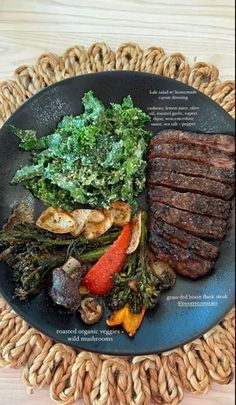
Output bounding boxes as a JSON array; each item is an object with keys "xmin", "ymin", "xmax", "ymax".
[
  {"xmin": 147, "ymin": 252, "xmax": 176, "ymax": 290},
  {"xmin": 79, "ymin": 296, "xmax": 104, "ymax": 324},
  {"xmin": 49, "ymin": 257, "xmax": 88, "ymax": 310}
]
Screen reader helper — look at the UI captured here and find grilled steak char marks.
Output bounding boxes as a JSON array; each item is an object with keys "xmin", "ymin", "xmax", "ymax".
[
  {"xmin": 147, "ymin": 130, "xmax": 235, "ymax": 278},
  {"xmin": 150, "ymin": 130, "xmax": 235, "ymax": 154},
  {"xmin": 151, "ymin": 202, "xmax": 228, "ymax": 240},
  {"xmin": 148, "ymin": 170, "xmax": 234, "ymax": 200},
  {"xmin": 148, "ymin": 186, "xmax": 231, "ymax": 219},
  {"xmin": 149, "ymin": 219, "xmax": 219, "ymax": 260},
  {"xmin": 148, "ymin": 143, "xmax": 234, "ymax": 169},
  {"xmin": 148, "ymin": 157, "xmax": 235, "ymax": 185},
  {"xmin": 149, "ymin": 235, "xmax": 213, "ymax": 278}
]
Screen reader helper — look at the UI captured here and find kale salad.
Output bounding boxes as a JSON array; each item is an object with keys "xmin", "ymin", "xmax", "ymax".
[{"xmin": 9, "ymin": 91, "xmax": 151, "ymax": 210}]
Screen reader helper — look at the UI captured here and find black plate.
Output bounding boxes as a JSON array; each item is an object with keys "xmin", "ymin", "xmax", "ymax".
[{"xmin": 0, "ymin": 71, "xmax": 235, "ymax": 355}]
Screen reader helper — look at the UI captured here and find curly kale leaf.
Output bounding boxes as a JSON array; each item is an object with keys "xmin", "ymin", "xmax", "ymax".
[{"xmin": 7, "ymin": 125, "xmax": 39, "ymax": 151}]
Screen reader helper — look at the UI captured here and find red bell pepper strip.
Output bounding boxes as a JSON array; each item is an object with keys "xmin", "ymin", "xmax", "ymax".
[{"xmin": 82, "ymin": 223, "xmax": 132, "ymax": 295}]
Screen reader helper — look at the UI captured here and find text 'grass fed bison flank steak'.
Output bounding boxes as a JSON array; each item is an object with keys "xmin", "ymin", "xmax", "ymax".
[{"xmin": 147, "ymin": 130, "xmax": 235, "ymax": 278}]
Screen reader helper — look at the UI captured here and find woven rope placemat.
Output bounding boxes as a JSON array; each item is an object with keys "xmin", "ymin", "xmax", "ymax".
[{"xmin": 0, "ymin": 42, "xmax": 235, "ymax": 405}]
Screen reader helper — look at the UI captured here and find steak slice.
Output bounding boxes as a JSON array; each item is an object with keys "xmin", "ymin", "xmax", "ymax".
[
  {"xmin": 149, "ymin": 234, "xmax": 213, "ymax": 278},
  {"xmin": 150, "ymin": 130, "xmax": 235, "ymax": 154},
  {"xmin": 149, "ymin": 219, "xmax": 219, "ymax": 260},
  {"xmin": 148, "ymin": 143, "xmax": 234, "ymax": 169},
  {"xmin": 148, "ymin": 186, "xmax": 231, "ymax": 218},
  {"xmin": 148, "ymin": 157, "xmax": 235, "ymax": 185},
  {"xmin": 151, "ymin": 202, "xmax": 228, "ymax": 239},
  {"xmin": 148, "ymin": 170, "xmax": 234, "ymax": 200}
]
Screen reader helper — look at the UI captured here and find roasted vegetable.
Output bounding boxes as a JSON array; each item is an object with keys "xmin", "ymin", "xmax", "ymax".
[
  {"xmin": 49, "ymin": 257, "xmax": 89, "ymax": 310},
  {"xmin": 109, "ymin": 202, "xmax": 131, "ymax": 227},
  {"xmin": 106, "ymin": 304, "xmax": 146, "ymax": 337},
  {"xmin": 126, "ymin": 209, "xmax": 142, "ymax": 254},
  {"xmin": 147, "ymin": 254, "xmax": 176, "ymax": 290},
  {"xmin": 71, "ymin": 209, "xmax": 93, "ymax": 237},
  {"xmin": 3, "ymin": 203, "xmax": 33, "ymax": 232},
  {"xmin": 36, "ymin": 206, "xmax": 115, "ymax": 239},
  {"xmin": 82, "ymin": 223, "xmax": 132, "ymax": 295},
  {"xmin": 106, "ymin": 211, "xmax": 161, "ymax": 314},
  {"xmin": 10, "ymin": 92, "xmax": 151, "ymax": 210},
  {"xmin": 83, "ymin": 209, "xmax": 113, "ymax": 239},
  {"xmin": 0, "ymin": 223, "xmax": 120, "ymax": 300},
  {"xmin": 36, "ymin": 207, "xmax": 77, "ymax": 234},
  {"xmin": 79, "ymin": 296, "xmax": 104, "ymax": 324},
  {"xmin": 49, "ymin": 268, "xmax": 81, "ymax": 310}
]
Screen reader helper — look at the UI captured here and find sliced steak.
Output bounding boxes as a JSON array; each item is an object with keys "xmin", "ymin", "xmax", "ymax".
[
  {"xmin": 150, "ymin": 130, "xmax": 235, "ymax": 154},
  {"xmin": 148, "ymin": 186, "xmax": 231, "ymax": 218},
  {"xmin": 148, "ymin": 143, "xmax": 234, "ymax": 170},
  {"xmin": 149, "ymin": 219, "xmax": 219, "ymax": 260},
  {"xmin": 148, "ymin": 157, "xmax": 235, "ymax": 185},
  {"xmin": 149, "ymin": 234, "xmax": 213, "ymax": 278},
  {"xmin": 148, "ymin": 170, "xmax": 234, "ymax": 200},
  {"xmin": 151, "ymin": 202, "xmax": 228, "ymax": 239}
]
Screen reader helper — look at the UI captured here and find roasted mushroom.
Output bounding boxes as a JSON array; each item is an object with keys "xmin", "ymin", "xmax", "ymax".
[
  {"xmin": 147, "ymin": 252, "xmax": 176, "ymax": 290},
  {"xmin": 49, "ymin": 257, "xmax": 88, "ymax": 310},
  {"xmin": 79, "ymin": 296, "xmax": 104, "ymax": 324}
]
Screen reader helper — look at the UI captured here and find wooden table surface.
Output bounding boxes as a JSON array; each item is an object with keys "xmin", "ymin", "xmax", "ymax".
[{"xmin": 0, "ymin": 0, "xmax": 235, "ymax": 404}]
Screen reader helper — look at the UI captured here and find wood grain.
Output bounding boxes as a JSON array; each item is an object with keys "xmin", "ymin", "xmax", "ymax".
[
  {"xmin": 0, "ymin": 0, "xmax": 235, "ymax": 81},
  {"xmin": 0, "ymin": 0, "xmax": 234, "ymax": 404}
]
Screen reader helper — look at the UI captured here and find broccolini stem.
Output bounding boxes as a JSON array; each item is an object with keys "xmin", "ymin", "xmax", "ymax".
[
  {"xmin": 139, "ymin": 211, "xmax": 147, "ymax": 267},
  {"xmin": 79, "ymin": 245, "xmax": 110, "ymax": 262}
]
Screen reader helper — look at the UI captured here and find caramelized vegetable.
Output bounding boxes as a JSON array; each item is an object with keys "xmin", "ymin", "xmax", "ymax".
[
  {"xmin": 71, "ymin": 209, "xmax": 91, "ymax": 237},
  {"xmin": 3, "ymin": 203, "xmax": 33, "ymax": 232},
  {"xmin": 110, "ymin": 202, "xmax": 131, "ymax": 227},
  {"xmin": 83, "ymin": 209, "xmax": 113, "ymax": 239},
  {"xmin": 36, "ymin": 207, "xmax": 76, "ymax": 234},
  {"xmin": 82, "ymin": 223, "xmax": 132, "ymax": 295},
  {"xmin": 87, "ymin": 210, "xmax": 106, "ymax": 223},
  {"xmin": 126, "ymin": 210, "xmax": 142, "ymax": 254},
  {"xmin": 79, "ymin": 296, "xmax": 104, "ymax": 324},
  {"xmin": 147, "ymin": 253, "xmax": 176, "ymax": 289},
  {"xmin": 106, "ymin": 304, "xmax": 146, "ymax": 336}
]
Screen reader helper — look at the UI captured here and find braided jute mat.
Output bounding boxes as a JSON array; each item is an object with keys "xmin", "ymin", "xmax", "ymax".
[{"xmin": 0, "ymin": 42, "xmax": 235, "ymax": 405}]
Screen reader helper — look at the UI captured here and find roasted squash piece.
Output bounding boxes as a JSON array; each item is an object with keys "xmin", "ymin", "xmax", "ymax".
[
  {"xmin": 71, "ymin": 209, "xmax": 92, "ymax": 237},
  {"xmin": 83, "ymin": 209, "xmax": 113, "ymax": 239},
  {"xmin": 109, "ymin": 201, "xmax": 131, "ymax": 227},
  {"xmin": 36, "ymin": 207, "xmax": 76, "ymax": 234}
]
